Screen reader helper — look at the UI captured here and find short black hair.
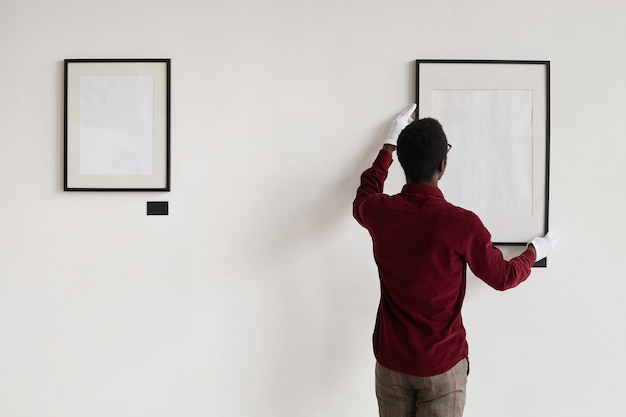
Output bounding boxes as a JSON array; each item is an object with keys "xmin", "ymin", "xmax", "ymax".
[{"xmin": 396, "ymin": 118, "xmax": 448, "ymax": 183}]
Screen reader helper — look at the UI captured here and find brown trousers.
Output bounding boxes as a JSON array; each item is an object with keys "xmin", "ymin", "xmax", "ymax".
[{"xmin": 375, "ymin": 359, "xmax": 468, "ymax": 417}]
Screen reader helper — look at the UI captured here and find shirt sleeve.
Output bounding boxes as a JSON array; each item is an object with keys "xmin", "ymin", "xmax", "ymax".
[
  {"xmin": 353, "ymin": 150, "xmax": 393, "ymax": 227},
  {"xmin": 464, "ymin": 214, "xmax": 537, "ymax": 291}
]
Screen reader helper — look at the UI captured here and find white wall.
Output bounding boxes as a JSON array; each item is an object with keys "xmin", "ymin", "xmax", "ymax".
[{"xmin": 0, "ymin": 0, "xmax": 624, "ymax": 416}]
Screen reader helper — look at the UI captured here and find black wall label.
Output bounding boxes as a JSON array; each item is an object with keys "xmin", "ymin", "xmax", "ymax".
[{"xmin": 147, "ymin": 201, "xmax": 169, "ymax": 215}]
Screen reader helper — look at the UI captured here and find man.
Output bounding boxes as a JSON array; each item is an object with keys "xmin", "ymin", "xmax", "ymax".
[{"xmin": 353, "ymin": 105, "xmax": 556, "ymax": 417}]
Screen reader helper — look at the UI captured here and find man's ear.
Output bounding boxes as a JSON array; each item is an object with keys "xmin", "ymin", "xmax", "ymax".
[{"xmin": 438, "ymin": 159, "xmax": 447, "ymax": 179}]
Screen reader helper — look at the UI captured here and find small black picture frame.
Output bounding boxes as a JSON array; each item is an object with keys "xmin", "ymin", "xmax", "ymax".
[{"xmin": 64, "ymin": 58, "xmax": 171, "ymax": 191}]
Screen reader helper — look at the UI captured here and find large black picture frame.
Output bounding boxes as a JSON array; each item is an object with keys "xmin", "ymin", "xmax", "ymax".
[{"xmin": 416, "ymin": 59, "xmax": 550, "ymax": 266}]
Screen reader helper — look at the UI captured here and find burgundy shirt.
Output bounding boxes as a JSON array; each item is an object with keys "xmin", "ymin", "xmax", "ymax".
[{"xmin": 353, "ymin": 150, "xmax": 536, "ymax": 376}]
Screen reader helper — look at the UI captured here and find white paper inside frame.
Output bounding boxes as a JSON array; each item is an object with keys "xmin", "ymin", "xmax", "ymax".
[
  {"xmin": 432, "ymin": 89, "xmax": 533, "ymax": 216},
  {"xmin": 418, "ymin": 62, "xmax": 548, "ymax": 243},
  {"xmin": 80, "ymin": 75, "xmax": 155, "ymax": 175}
]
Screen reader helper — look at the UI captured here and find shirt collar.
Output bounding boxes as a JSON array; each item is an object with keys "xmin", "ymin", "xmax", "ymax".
[{"xmin": 401, "ymin": 183, "xmax": 445, "ymax": 199}]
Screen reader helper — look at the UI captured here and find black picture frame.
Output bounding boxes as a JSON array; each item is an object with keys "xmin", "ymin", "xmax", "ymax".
[
  {"xmin": 415, "ymin": 59, "xmax": 550, "ymax": 267},
  {"xmin": 64, "ymin": 58, "xmax": 171, "ymax": 191}
]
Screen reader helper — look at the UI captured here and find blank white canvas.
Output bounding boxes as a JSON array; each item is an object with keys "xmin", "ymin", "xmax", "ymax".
[
  {"xmin": 80, "ymin": 75, "xmax": 155, "ymax": 175},
  {"xmin": 432, "ymin": 89, "xmax": 533, "ymax": 216}
]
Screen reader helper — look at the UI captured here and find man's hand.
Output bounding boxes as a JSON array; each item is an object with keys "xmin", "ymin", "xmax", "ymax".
[
  {"xmin": 384, "ymin": 104, "xmax": 417, "ymax": 147},
  {"xmin": 528, "ymin": 231, "xmax": 557, "ymax": 261}
]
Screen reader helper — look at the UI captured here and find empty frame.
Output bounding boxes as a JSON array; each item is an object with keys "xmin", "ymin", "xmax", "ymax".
[
  {"xmin": 416, "ymin": 60, "xmax": 550, "ymax": 253},
  {"xmin": 64, "ymin": 59, "xmax": 171, "ymax": 191}
]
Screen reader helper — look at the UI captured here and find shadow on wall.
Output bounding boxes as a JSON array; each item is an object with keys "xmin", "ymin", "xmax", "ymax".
[
  {"xmin": 262, "ymin": 131, "xmax": 385, "ymax": 414},
  {"xmin": 268, "ymin": 133, "xmax": 385, "ymax": 258}
]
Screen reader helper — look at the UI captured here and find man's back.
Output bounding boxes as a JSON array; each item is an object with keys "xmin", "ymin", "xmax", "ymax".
[{"xmin": 354, "ymin": 150, "xmax": 536, "ymax": 376}]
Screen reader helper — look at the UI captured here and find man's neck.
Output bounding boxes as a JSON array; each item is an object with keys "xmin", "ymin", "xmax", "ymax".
[{"xmin": 407, "ymin": 177, "xmax": 439, "ymax": 187}]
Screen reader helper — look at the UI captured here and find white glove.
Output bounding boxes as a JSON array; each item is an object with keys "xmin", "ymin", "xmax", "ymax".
[
  {"xmin": 384, "ymin": 104, "xmax": 417, "ymax": 146},
  {"xmin": 528, "ymin": 231, "xmax": 557, "ymax": 261}
]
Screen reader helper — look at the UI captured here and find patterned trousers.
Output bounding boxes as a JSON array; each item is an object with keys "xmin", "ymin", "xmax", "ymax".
[{"xmin": 375, "ymin": 359, "xmax": 468, "ymax": 417}]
